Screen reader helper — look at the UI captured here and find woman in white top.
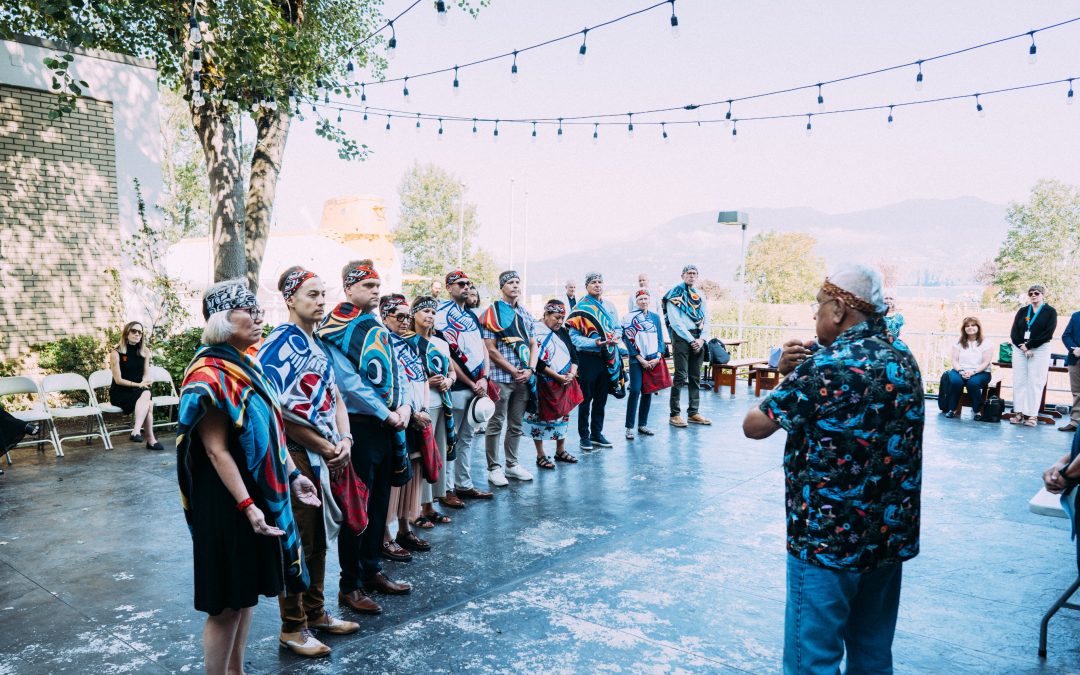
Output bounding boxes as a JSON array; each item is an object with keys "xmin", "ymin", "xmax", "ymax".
[{"xmin": 943, "ymin": 317, "xmax": 993, "ymax": 419}]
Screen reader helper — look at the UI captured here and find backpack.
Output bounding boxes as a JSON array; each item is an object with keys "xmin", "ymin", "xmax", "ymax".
[
  {"xmin": 707, "ymin": 338, "xmax": 731, "ymax": 365},
  {"xmin": 981, "ymin": 396, "xmax": 1004, "ymax": 422}
]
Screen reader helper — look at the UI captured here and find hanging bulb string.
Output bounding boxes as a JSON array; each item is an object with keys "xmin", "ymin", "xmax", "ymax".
[
  {"xmin": 319, "ymin": 76, "xmax": 1076, "ymax": 130},
  {"xmin": 337, "ymin": 0, "xmax": 424, "ymax": 60},
  {"xmin": 321, "ymin": 16, "xmax": 1080, "ymax": 124}
]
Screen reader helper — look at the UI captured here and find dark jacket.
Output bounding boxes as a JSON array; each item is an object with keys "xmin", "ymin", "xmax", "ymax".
[
  {"xmin": 1062, "ymin": 310, "xmax": 1080, "ymax": 367},
  {"xmin": 1010, "ymin": 303, "xmax": 1058, "ymax": 350}
]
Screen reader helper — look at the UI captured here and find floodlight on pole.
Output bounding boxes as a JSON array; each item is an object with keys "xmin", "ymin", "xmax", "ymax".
[{"xmin": 717, "ymin": 211, "xmax": 750, "ymax": 339}]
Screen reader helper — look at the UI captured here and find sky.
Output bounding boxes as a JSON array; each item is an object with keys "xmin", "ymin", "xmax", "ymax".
[{"xmin": 268, "ymin": 0, "xmax": 1080, "ymax": 268}]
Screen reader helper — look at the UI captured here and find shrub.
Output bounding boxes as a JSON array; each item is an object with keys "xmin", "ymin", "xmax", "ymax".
[
  {"xmin": 155, "ymin": 327, "xmax": 204, "ymax": 387},
  {"xmin": 36, "ymin": 334, "xmax": 109, "ymax": 380}
]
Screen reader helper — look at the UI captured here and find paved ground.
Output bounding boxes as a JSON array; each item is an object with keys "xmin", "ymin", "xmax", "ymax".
[{"xmin": 2, "ymin": 381, "xmax": 1079, "ymax": 674}]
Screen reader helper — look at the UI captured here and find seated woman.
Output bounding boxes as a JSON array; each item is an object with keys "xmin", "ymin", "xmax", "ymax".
[
  {"xmin": 109, "ymin": 322, "xmax": 164, "ymax": 451},
  {"xmin": 942, "ymin": 317, "xmax": 993, "ymax": 419},
  {"xmin": 0, "ymin": 406, "xmax": 40, "ymax": 475}
]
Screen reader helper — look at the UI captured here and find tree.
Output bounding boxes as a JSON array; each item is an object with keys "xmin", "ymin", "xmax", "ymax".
[
  {"xmin": 993, "ymin": 179, "xmax": 1080, "ymax": 310},
  {"xmin": 394, "ymin": 162, "xmax": 498, "ymax": 297},
  {"xmin": 741, "ymin": 231, "xmax": 826, "ymax": 304},
  {"xmin": 126, "ymin": 180, "xmax": 193, "ymax": 340},
  {"xmin": 2, "ymin": 2, "xmax": 485, "ymax": 289}
]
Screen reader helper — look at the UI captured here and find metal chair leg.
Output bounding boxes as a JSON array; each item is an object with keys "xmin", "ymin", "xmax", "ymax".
[{"xmin": 1039, "ymin": 576, "xmax": 1080, "ymax": 657}]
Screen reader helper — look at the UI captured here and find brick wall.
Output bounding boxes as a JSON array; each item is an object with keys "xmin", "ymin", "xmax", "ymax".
[{"xmin": 0, "ymin": 84, "xmax": 122, "ymax": 360}]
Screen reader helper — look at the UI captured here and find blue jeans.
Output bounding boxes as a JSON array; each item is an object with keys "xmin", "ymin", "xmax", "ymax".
[
  {"xmin": 942, "ymin": 370, "xmax": 991, "ymax": 413},
  {"xmin": 784, "ymin": 555, "xmax": 902, "ymax": 675},
  {"xmin": 624, "ymin": 360, "xmax": 652, "ymax": 429}
]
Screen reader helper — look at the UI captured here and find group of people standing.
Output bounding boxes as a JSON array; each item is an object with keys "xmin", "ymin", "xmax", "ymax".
[{"xmin": 174, "ymin": 260, "xmax": 715, "ymax": 671}]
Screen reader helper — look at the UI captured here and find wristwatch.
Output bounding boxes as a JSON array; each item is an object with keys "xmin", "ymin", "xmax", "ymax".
[{"xmin": 341, "ymin": 432, "xmax": 354, "ymax": 444}]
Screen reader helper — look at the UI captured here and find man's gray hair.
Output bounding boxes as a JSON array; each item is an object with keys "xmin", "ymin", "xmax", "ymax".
[{"xmin": 828, "ymin": 263, "xmax": 887, "ymax": 314}]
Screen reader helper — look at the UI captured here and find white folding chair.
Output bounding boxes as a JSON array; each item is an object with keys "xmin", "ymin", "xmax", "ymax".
[
  {"xmin": 0, "ymin": 376, "xmax": 61, "ymax": 461},
  {"xmin": 41, "ymin": 373, "xmax": 113, "ymax": 451},
  {"xmin": 88, "ymin": 369, "xmax": 137, "ymax": 440},
  {"xmin": 148, "ymin": 365, "xmax": 180, "ymax": 429}
]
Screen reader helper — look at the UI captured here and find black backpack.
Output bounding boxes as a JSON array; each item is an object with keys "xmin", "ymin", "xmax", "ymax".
[{"xmin": 707, "ymin": 338, "xmax": 731, "ymax": 365}]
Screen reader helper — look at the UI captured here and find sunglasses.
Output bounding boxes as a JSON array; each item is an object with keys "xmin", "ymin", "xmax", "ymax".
[
  {"xmin": 128, "ymin": 329, "xmax": 143, "ymax": 335},
  {"xmin": 1028, "ymin": 291, "xmax": 1042, "ymax": 296}
]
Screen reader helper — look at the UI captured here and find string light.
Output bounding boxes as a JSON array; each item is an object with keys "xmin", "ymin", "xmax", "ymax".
[
  {"xmin": 661, "ymin": 122, "xmax": 669, "ymax": 142},
  {"xmin": 1068, "ymin": 79, "xmax": 1075, "ymax": 104},
  {"xmin": 438, "ymin": 118, "xmax": 444, "ymax": 136},
  {"xmin": 191, "ymin": 73, "xmax": 201, "ymax": 93},
  {"xmin": 627, "ymin": 112, "xmax": 634, "ymax": 138},
  {"xmin": 338, "ymin": 109, "xmax": 343, "ymax": 123},
  {"xmin": 915, "ymin": 61, "xmax": 924, "ymax": 91},
  {"xmin": 415, "ymin": 112, "xmax": 421, "ymax": 132},
  {"xmin": 887, "ymin": 105, "xmax": 894, "ymax": 127},
  {"xmin": 387, "ymin": 21, "xmax": 397, "ymax": 59},
  {"xmin": 578, "ymin": 29, "xmax": 588, "ymax": 64},
  {"xmin": 363, "ymin": 110, "xmax": 368, "ymax": 121},
  {"xmin": 592, "ymin": 122, "xmax": 598, "ymax": 143},
  {"xmin": 817, "ymin": 83, "xmax": 824, "ymax": 106},
  {"xmin": 192, "ymin": 91, "xmax": 205, "ymax": 107},
  {"xmin": 511, "ymin": 51, "xmax": 519, "ymax": 83},
  {"xmin": 361, "ymin": 83, "xmax": 367, "ymax": 102},
  {"xmin": 453, "ymin": 66, "xmax": 460, "ymax": 94},
  {"xmin": 493, "ymin": 120, "xmax": 500, "ymax": 140},
  {"xmin": 187, "ymin": 16, "xmax": 202, "ymax": 44},
  {"xmin": 472, "ymin": 118, "xmax": 478, "ymax": 134},
  {"xmin": 347, "ymin": 59, "xmax": 355, "ymax": 73},
  {"xmin": 385, "ymin": 114, "xmax": 391, "ymax": 131},
  {"xmin": 1028, "ymin": 31, "xmax": 1037, "ymax": 64},
  {"xmin": 531, "ymin": 121, "xmax": 537, "ymax": 140},
  {"xmin": 436, "ymin": 0, "xmax": 448, "ymax": 26},
  {"xmin": 731, "ymin": 119, "xmax": 738, "ymax": 141},
  {"xmin": 725, "ymin": 100, "xmax": 733, "ymax": 120},
  {"xmin": 324, "ymin": 91, "xmax": 330, "ymax": 104},
  {"xmin": 805, "ymin": 113, "xmax": 813, "ymax": 136},
  {"xmin": 669, "ymin": 0, "xmax": 680, "ymax": 38},
  {"xmin": 975, "ymin": 93, "xmax": 985, "ymax": 117},
  {"xmin": 191, "ymin": 48, "xmax": 202, "ymax": 72},
  {"xmin": 403, "ymin": 76, "xmax": 410, "ymax": 101},
  {"xmin": 558, "ymin": 118, "xmax": 564, "ymax": 141}
]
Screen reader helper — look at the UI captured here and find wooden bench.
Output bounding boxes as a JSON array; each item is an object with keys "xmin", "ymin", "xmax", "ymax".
[
  {"xmin": 712, "ymin": 358, "xmax": 767, "ymax": 394},
  {"xmin": 752, "ymin": 364, "xmax": 783, "ymax": 396},
  {"xmin": 951, "ymin": 378, "xmax": 1002, "ymax": 417}
]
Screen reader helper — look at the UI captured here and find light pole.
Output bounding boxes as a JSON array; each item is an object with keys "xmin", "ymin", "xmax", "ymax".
[
  {"xmin": 718, "ymin": 211, "xmax": 750, "ymax": 339},
  {"xmin": 457, "ymin": 183, "xmax": 466, "ymax": 269}
]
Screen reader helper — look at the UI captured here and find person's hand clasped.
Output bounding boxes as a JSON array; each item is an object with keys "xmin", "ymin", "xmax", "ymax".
[
  {"xmin": 327, "ymin": 438, "xmax": 351, "ymax": 472},
  {"xmin": 778, "ymin": 339, "xmax": 815, "ymax": 375},
  {"xmin": 411, "ymin": 411, "xmax": 432, "ymax": 430},
  {"xmin": 513, "ymin": 368, "xmax": 531, "ymax": 384},
  {"xmin": 428, "ymin": 374, "xmax": 445, "ymax": 389},
  {"xmin": 244, "ymin": 504, "xmax": 285, "ymax": 537},
  {"xmin": 291, "ymin": 474, "xmax": 322, "ymax": 507},
  {"xmin": 472, "ymin": 378, "xmax": 489, "ymax": 398},
  {"xmin": 1044, "ymin": 464, "xmax": 1069, "ymax": 494}
]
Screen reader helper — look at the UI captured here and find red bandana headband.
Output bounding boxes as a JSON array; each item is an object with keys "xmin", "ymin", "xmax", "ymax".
[
  {"xmin": 344, "ymin": 265, "xmax": 379, "ymax": 290},
  {"xmin": 282, "ymin": 269, "xmax": 317, "ymax": 301},
  {"xmin": 822, "ymin": 279, "xmax": 880, "ymax": 316}
]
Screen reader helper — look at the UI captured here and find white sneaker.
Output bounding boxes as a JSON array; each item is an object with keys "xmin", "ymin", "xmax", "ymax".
[
  {"xmin": 504, "ymin": 463, "xmax": 534, "ymax": 481},
  {"xmin": 487, "ymin": 467, "xmax": 509, "ymax": 487}
]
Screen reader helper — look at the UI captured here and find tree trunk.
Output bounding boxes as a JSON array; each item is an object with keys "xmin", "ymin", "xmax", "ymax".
[
  {"xmin": 243, "ymin": 107, "xmax": 291, "ymax": 291},
  {"xmin": 192, "ymin": 103, "xmax": 247, "ymax": 283}
]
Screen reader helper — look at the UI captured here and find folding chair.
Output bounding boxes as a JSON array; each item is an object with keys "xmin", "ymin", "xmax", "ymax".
[
  {"xmin": 88, "ymin": 369, "xmax": 137, "ymax": 440},
  {"xmin": 148, "ymin": 365, "xmax": 180, "ymax": 430},
  {"xmin": 41, "ymin": 373, "xmax": 113, "ymax": 451},
  {"xmin": 0, "ymin": 376, "xmax": 61, "ymax": 461}
]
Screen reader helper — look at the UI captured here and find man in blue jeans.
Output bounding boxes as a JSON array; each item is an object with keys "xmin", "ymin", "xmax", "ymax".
[{"xmin": 743, "ymin": 263, "xmax": 924, "ymax": 674}]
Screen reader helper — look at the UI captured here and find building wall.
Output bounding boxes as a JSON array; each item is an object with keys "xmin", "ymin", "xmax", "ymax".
[{"xmin": 0, "ymin": 36, "xmax": 162, "ymax": 360}]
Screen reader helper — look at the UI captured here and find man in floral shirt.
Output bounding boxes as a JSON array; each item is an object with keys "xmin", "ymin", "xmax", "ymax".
[{"xmin": 743, "ymin": 263, "xmax": 924, "ymax": 675}]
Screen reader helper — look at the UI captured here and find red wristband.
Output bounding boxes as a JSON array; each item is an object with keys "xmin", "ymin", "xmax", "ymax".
[{"xmin": 236, "ymin": 497, "xmax": 254, "ymax": 512}]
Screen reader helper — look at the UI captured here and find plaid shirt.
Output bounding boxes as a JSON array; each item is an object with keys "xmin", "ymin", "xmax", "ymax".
[{"xmin": 481, "ymin": 303, "xmax": 536, "ymax": 383}]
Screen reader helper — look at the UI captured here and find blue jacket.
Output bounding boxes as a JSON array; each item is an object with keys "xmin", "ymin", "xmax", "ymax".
[{"xmin": 1063, "ymin": 310, "xmax": 1080, "ymax": 367}]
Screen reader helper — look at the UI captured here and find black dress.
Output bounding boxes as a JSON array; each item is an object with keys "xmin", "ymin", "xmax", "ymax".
[
  {"xmin": 109, "ymin": 349, "xmax": 146, "ymax": 414},
  {"xmin": 0, "ymin": 405, "xmax": 28, "ymax": 453}
]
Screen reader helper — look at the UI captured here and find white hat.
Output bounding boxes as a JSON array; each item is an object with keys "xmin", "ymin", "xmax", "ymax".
[{"xmin": 467, "ymin": 396, "xmax": 496, "ymax": 426}]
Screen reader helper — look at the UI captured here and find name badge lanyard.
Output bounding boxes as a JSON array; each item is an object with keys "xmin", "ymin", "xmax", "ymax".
[{"xmin": 1025, "ymin": 303, "xmax": 1044, "ymax": 341}]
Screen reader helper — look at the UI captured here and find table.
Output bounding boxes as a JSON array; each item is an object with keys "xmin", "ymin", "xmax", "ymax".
[
  {"xmin": 752, "ymin": 363, "xmax": 782, "ymax": 396},
  {"xmin": 1029, "ymin": 487, "xmax": 1080, "ymax": 658},
  {"xmin": 711, "ymin": 358, "xmax": 768, "ymax": 394},
  {"xmin": 993, "ymin": 361, "xmax": 1068, "ymax": 424},
  {"xmin": 699, "ymin": 339, "xmax": 745, "ymax": 385}
]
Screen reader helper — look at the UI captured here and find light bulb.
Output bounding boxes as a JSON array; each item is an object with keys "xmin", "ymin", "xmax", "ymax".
[
  {"xmin": 1067, "ymin": 83, "xmax": 1075, "ymax": 105},
  {"xmin": 436, "ymin": 1, "xmax": 448, "ymax": 25},
  {"xmin": 438, "ymin": 121, "xmax": 444, "ymax": 139},
  {"xmin": 265, "ymin": 97, "xmax": 277, "ymax": 111},
  {"xmin": 1028, "ymin": 35, "xmax": 1037, "ymax": 65},
  {"xmin": 511, "ymin": 65, "xmax": 519, "ymax": 83},
  {"xmin": 592, "ymin": 124, "xmax": 598, "ymax": 144},
  {"xmin": 192, "ymin": 92, "xmax": 205, "ymax": 107},
  {"xmin": 669, "ymin": 1, "xmax": 680, "ymax": 39},
  {"xmin": 188, "ymin": 17, "xmax": 202, "ymax": 44},
  {"xmin": 662, "ymin": 124, "xmax": 669, "ymax": 143},
  {"xmin": 387, "ymin": 35, "xmax": 397, "ymax": 60},
  {"xmin": 887, "ymin": 107, "xmax": 894, "ymax": 128},
  {"xmin": 915, "ymin": 62, "xmax": 924, "ymax": 91},
  {"xmin": 192, "ymin": 48, "xmax": 202, "ymax": 72},
  {"xmin": 385, "ymin": 116, "xmax": 391, "ymax": 132},
  {"xmin": 191, "ymin": 77, "xmax": 201, "ymax": 93},
  {"xmin": 805, "ymin": 116, "xmax": 812, "ymax": 136}
]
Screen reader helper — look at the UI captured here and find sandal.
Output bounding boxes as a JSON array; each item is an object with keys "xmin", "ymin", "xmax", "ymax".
[
  {"xmin": 1009, "ymin": 413, "xmax": 1023, "ymax": 425},
  {"xmin": 1024, "ymin": 417, "xmax": 1038, "ymax": 427},
  {"xmin": 425, "ymin": 510, "xmax": 451, "ymax": 525},
  {"xmin": 554, "ymin": 451, "xmax": 578, "ymax": 464},
  {"xmin": 536, "ymin": 455, "xmax": 556, "ymax": 470},
  {"xmin": 411, "ymin": 516, "xmax": 435, "ymax": 529}
]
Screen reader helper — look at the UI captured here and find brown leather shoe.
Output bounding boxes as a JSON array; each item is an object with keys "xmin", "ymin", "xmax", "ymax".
[
  {"xmin": 338, "ymin": 590, "xmax": 382, "ymax": 615},
  {"xmin": 364, "ymin": 572, "xmax": 411, "ymax": 595},
  {"xmin": 688, "ymin": 413, "xmax": 712, "ymax": 425},
  {"xmin": 669, "ymin": 415, "xmax": 688, "ymax": 428},
  {"xmin": 1059, "ymin": 422, "xmax": 1078, "ymax": 432},
  {"xmin": 381, "ymin": 540, "xmax": 412, "ymax": 562},
  {"xmin": 309, "ymin": 612, "xmax": 360, "ymax": 635},
  {"xmin": 455, "ymin": 486, "xmax": 494, "ymax": 500},
  {"xmin": 438, "ymin": 491, "xmax": 466, "ymax": 509}
]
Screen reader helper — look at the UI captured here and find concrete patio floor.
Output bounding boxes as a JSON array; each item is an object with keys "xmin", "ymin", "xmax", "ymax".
[{"xmin": 2, "ymin": 382, "xmax": 1079, "ymax": 673}]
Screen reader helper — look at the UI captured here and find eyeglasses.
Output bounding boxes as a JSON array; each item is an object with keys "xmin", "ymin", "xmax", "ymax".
[
  {"xmin": 1028, "ymin": 291, "xmax": 1042, "ymax": 297},
  {"xmin": 810, "ymin": 298, "xmax": 839, "ymax": 316},
  {"xmin": 238, "ymin": 306, "xmax": 265, "ymax": 321},
  {"xmin": 390, "ymin": 313, "xmax": 410, "ymax": 321}
]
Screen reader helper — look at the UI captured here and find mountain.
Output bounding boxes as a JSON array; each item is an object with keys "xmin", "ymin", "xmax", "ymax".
[{"xmin": 531, "ymin": 197, "xmax": 1007, "ymax": 290}]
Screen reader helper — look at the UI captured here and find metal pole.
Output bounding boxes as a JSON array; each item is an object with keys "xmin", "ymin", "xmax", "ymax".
[
  {"xmin": 457, "ymin": 184, "xmax": 465, "ymax": 268},
  {"xmin": 509, "ymin": 179, "xmax": 515, "ymax": 269},
  {"xmin": 523, "ymin": 190, "xmax": 529, "ymax": 302},
  {"xmin": 738, "ymin": 223, "xmax": 747, "ymax": 339}
]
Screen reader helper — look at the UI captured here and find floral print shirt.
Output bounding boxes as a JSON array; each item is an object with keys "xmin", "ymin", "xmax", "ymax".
[{"xmin": 761, "ymin": 316, "xmax": 924, "ymax": 572}]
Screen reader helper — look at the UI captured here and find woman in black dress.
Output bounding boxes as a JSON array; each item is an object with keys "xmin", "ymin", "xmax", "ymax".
[
  {"xmin": 0, "ymin": 407, "xmax": 39, "ymax": 475},
  {"xmin": 109, "ymin": 322, "xmax": 164, "ymax": 451}
]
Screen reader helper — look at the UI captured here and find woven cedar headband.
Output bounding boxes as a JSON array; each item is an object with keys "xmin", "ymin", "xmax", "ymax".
[{"xmin": 822, "ymin": 280, "xmax": 880, "ymax": 315}]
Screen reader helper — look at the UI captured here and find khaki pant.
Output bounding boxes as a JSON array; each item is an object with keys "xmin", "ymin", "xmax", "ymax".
[
  {"xmin": 485, "ymin": 380, "xmax": 530, "ymax": 469},
  {"xmin": 278, "ymin": 447, "xmax": 326, "ymax": 633},
  {"xmin": 1070, "ymin": 363, "xmax": 1080, "ymax": 423}
]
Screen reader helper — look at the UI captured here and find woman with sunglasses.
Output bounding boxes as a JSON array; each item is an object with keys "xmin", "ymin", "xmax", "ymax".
[
  {"xmin": 109, "ymin": 321, "xmax": 164, "ymax": 450},
  {"xmin": 1009, "ymin": 284, "xmax": 1058, "ymax": 426}
]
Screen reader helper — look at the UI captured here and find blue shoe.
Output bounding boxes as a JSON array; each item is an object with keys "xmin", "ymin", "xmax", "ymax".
[
  {"xmin": 591, "ymin": 434, "xmax": 613, "ymax": 448},
  {"xmin": 580, "ymin": 437, "xmax": 594, "ymax": 451}
]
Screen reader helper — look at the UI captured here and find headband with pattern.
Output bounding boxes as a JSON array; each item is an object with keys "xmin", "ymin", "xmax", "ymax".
[
  {"xmin": 445, "ymin": 270, "xmax": 469, "ymax": 285},
  {"xmin": 822, "ymin": 279, "xmax": 881, "ymax": 316},
  {"xmin": 379, "ymin": 294, "xmax": 409, "ymax": 319},
  {"xmin": 499, "ymin": 270, "xmax": 520, "ymax": 287},
  {"xmin": 544, "ymin": 300, "xmax": 567, "ymax": 314},
  {"xmin": 282, "ymin": 268, "xmax": 318, "ymax": 301},
  {"xmin": 202, "ymin": 282, "xmax": 257, "ymax": 320},
  {"xmin": 585, "ymin": 272, "xmax": 603, "ymax": 285},
  {"xmin": 410, "ymin": 298, "xmax": 439, "ymax": 315},
  {"xmin": 682, "ymin": 264, "xmax": 699, "ymax": 274},
  {"xmin": 343, "ymin": 265, "xmax": 380, "ymax": 290}
]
